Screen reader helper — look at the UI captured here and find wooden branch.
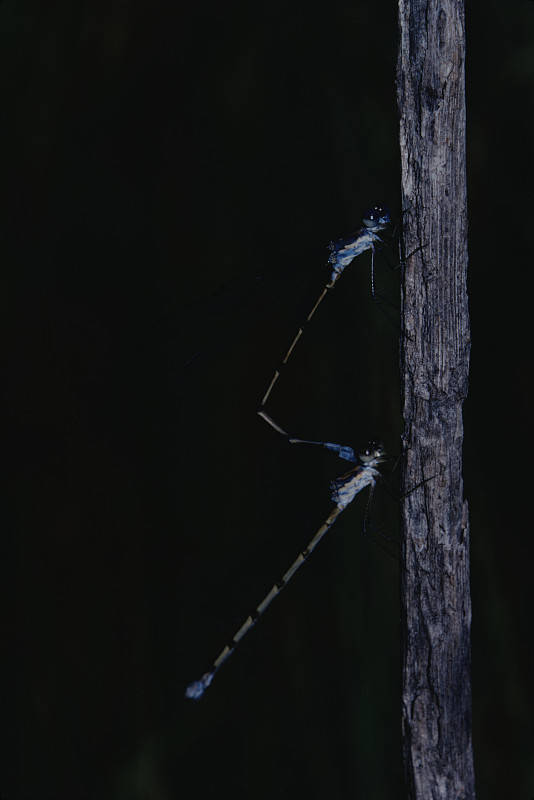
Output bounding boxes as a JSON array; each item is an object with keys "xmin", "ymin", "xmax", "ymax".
[{"xmin": 396, "ymin": 1, "xmax": 475, "ymax": 798}]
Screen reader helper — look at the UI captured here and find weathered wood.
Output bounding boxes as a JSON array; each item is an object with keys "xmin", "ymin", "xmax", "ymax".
[{"xmin": 396, "ymin": 1, "xmax": 475, "ymax": 798}]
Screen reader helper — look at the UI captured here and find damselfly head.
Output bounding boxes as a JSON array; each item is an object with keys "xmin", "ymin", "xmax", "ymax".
[
  {"xmin": 362, "ymin": 205, "xmax": 390, "ymax": 231},
  {"xmin": 358, "ymin": 441, "xmax": 387, "ymax": 464}
]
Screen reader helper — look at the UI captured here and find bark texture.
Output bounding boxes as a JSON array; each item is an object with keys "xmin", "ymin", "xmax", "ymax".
[{"xmin": 396, "ymin": 1, "xmax": 475, "ymax": 798}]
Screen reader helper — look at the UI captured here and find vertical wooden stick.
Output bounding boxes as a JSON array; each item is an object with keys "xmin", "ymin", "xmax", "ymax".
[{"xmin": 397, "ymin": 1, "xmax": 475, "ymax": 797}]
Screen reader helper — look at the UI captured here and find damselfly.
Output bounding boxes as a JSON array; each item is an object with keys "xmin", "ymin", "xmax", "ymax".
[
  {"xmin": 185, "ymin": 421, "xmax": 387, "ymax": 700},
  {"xmin": 155, "ymin": 204, "xmax": 393, "ymax": 393},
  {"xmin": 258, "ymin": 204, "xmax": 390, "ymax": 432}
]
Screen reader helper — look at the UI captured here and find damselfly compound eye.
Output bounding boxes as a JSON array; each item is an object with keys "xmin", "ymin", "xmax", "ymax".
[
  {"xmin": 362, "ymin": 205, "xmax": 390, "ymax": 230},
  {"xmin": 358, "ymin": 441, "xmax": 386, "ymax": 463}
]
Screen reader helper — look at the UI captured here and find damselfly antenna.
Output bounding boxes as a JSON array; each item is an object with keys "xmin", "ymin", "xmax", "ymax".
[
  {"xmin": 185, "ymin": 426, "xmax": 387, "ymax": 700},
  {"xmin": 257, "ymin": 205, "xmax": 390, "ymax": 431}
]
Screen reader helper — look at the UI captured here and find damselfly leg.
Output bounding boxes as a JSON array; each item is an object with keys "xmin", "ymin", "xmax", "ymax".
[{"xmin": 185, "ymin": 432, "xmax": 387, "ymax": 700}]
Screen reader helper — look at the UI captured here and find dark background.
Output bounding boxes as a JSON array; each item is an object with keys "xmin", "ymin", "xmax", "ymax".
[{"xmin": 2, "ymin": 1, "xmax": 533, "ymax": 798}]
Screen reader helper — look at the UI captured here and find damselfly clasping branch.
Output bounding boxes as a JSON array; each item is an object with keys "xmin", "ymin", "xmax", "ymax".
[
  {"xmin": 185, "ymin": 424, "xmax": 387, "ymax": 700},
  {"xmin": 257, "ymin": 204, "xmax": 390, "ymax": 434}
]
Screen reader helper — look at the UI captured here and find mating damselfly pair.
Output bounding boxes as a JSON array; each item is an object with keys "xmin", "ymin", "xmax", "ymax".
[{"xmin": 185, "ymin": 204, "xmax": 407, "ymax": 700}]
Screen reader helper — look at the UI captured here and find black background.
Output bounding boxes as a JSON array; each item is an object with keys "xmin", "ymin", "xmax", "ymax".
[{"xmin": 2, "ymin": 1, "xmax": 533, "ymax": 798}]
